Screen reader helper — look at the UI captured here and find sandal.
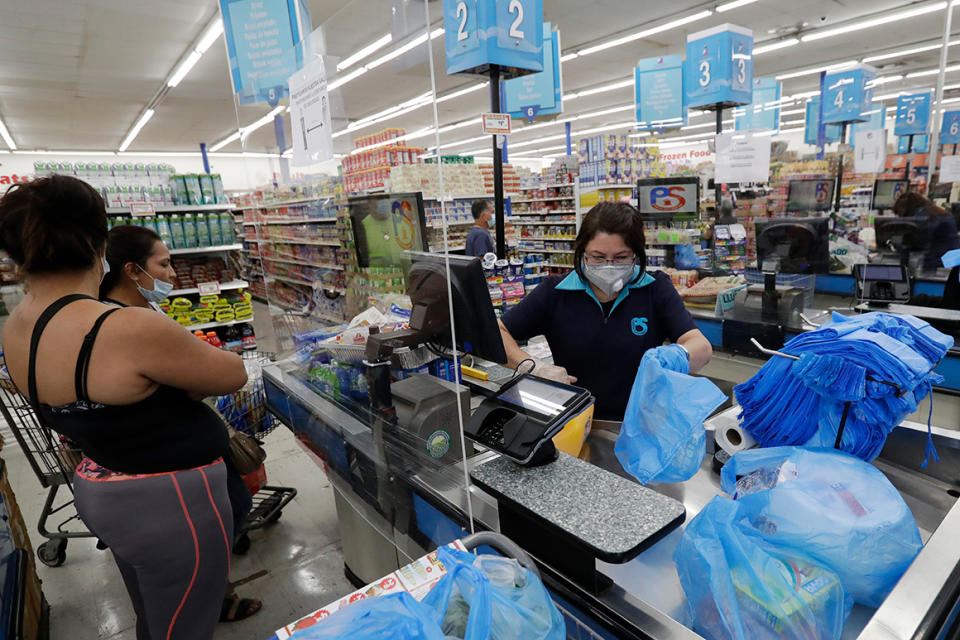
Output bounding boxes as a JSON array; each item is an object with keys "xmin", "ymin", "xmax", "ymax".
[{"xmin": 220, "ymin": 595, "xmax": 262, "ymax": 622}]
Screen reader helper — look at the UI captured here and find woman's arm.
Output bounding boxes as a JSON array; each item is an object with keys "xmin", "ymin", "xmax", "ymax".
[
  {"xmin": 497, "ymin": 319, "xmax": 576, "ymax": 383},
  {"xmin": 122, "ymin": 308, "xmax": 248, "ymax": 395},
  {"xmin": 677, "ymin": 328, "xmax": 712, "ymax": 373}
]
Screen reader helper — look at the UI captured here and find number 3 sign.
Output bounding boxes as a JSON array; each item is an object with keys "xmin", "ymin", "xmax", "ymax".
[
  {"xmin": 444, "ymin": 0, "xmax": 544, "ymax": 78},
  {"xmin": 685, "ymin": 24, "xmax": 753, "ymax": 109}
]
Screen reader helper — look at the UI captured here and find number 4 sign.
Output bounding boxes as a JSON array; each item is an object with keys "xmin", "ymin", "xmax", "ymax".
[{"xmin": 942, "ymin": 111, "xmax": 960, "ymax": 145}]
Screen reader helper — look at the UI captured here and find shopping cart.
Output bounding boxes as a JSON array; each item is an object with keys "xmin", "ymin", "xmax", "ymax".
[
  {"xmin": 213, "ymin": 350, "xmax": 297, "ymax": 552},
  {"xmin": 0, "ymin": 356, "xmax": 92, "ymax": 567}
]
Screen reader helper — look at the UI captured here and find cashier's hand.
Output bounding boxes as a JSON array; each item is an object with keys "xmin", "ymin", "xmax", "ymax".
[{"xmin": 532, "ymin": 361, "xmax": 577, "ymax": 385}]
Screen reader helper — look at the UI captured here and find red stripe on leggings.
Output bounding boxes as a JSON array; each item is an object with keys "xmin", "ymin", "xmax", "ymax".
[
  {"xmin": 199, "ymin": 468, "xmax": 231, "ymax": 574},
  {"xmin": 167, "ymin": 474, "xmax": 200, "ymax": 640}
]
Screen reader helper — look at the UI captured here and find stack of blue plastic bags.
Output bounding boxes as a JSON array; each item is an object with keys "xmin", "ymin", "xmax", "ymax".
[{"xmin": 735, "ymin": 311, "xmax": 953, "ymax": 463}]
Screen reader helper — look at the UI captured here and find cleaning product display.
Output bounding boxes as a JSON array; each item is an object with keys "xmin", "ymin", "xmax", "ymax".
[
  {"xmin": 720, "ymin": 447, "xmax": 923, "ymax": 607},
  {"xmin": 615, "ymin": 344, "xmax": 726, "ymax": 484},
  {"xmin": 675, "ymin": 496, "xmax": 851, "ymax": 640},
  {"xmin": 109, "ymin": 211, "xmax": 236, "ymax": 249},
  {"xmin": 735, "ymin": 312, "xmax": 953, "ymax": 462}
]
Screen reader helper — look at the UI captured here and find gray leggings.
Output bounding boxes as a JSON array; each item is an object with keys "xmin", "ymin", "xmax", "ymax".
[{"xmin": 74, "ymin": 460, "xmax": 233, "ymax": 640}]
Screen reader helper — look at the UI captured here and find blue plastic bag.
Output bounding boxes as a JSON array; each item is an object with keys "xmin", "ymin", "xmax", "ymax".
[
  {"xmin": 675, "ymin": 243, "xmax": 701, "ymax": 269},
  {"xmin": 615, "ymin": 345, "xmax": 727, "ymax": 484},
  {"xmin": 720, "ymin": 447, "xmax": 923, "ymax": 607},
  {"xmin": 421, "ymin": 547, "xmax": 565, "ymax": 640},
  {"xmin": 289, "ymin": 591, "xmax": 446, "ymax": 640},
  {"xmin": 675, "ymin": 496, "xmax": 851, "ymax": 640}
]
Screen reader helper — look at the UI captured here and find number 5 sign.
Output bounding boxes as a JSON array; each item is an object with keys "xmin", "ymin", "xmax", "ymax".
[
  {"xmin": 942, "ymin": 111, "xmax": 960, "ymax": 145},
  {"xmin": 443, "ymin": 0, "xmax": 544, "ymax": 78},
  {"xmin": 895, "ymin": 93, "xmax": 932, "ymax": 137},
  {"xmin": 684, "ymin": 24, "xmax": 753, "ymax": 109}
]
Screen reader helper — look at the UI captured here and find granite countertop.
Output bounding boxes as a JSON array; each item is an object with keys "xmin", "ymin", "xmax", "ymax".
[{"xmin": 470, "ymin": 452, "xmax": 685, "ymax": 561}]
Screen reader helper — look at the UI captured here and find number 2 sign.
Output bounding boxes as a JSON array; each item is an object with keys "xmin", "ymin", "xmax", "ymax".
[
  {"xmin": 942, "ymin": 111, "xmax": 960, "ymax": 145},
  {"xmin": 444, "ymin": 0, "xmax": 544, "ymax": 77}
]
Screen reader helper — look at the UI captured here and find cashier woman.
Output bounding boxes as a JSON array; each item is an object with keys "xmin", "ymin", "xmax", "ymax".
[{"xmin": 498, "ymin": 201, "xmax": 712, "ymax": 421}]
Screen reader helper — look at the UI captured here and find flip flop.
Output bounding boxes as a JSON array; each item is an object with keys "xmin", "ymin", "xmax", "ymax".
[{"xmin": 220, "ymin": 595, "xmax": 262, "ymax": 622}]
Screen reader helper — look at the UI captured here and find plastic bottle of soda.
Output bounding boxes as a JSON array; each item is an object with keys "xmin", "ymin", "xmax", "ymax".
[
  {"xmin": 205, "ymin": 331, "xmax": 223, "ymax": 349},
  {"xmin": 240, "ymin": 323, "xmax": 257, "ymax": 350}
]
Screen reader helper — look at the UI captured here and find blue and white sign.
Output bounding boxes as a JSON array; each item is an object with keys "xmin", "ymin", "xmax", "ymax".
[
  {"xmin": 848, "ymin": 104, "xmax": 885, "ymax": 148},
  {"xmin": 220, "ymin": 0, "xmax": 307, "ymax": 104},
  {"xmin": 895, "ymin": 93, "xmax": 932, "ymax": 137},
  {"xmin": 804, "ymin": 97, "xmax": 841, "ymax": 145},
  {"xmin": 734, "ymin": 77, "xmax": 780, "ymax": 131},
  {"xmin": 941, "ymin": 111, "xmax": 960, "ymax": 145},
  {"xmin": 685, "ymin": 24, "xmax": 753, "ymax": 109},
  {"xmin": 634, "ymin": 55, "xmax": 686, "ymax": 130},
  {"xmin": 898, "ymin": 134, "xmax": 929, "ymax": 154},
  {"xmin": 503, "ymin": 23, "xmax": 561, "ymax": 121},
  {"xmin": 821, "ymin": 65, "xmax": 876, "ymax": 124},
  {"xmin": 444, "ymin": 0, "xmax": 544, "ymax": 77}
]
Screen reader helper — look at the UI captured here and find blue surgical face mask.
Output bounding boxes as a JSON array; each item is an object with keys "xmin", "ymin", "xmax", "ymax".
[
  {"xmin": 136, "ymin": 264, "xmax": 174, "ymax": 303},
  {"xmin": 100, "ymin": 256, "xmax": 110, "ymax": 283},
  {"xmin": 487, "ymin": 213, "xmax": 496, "ymax": 228}
]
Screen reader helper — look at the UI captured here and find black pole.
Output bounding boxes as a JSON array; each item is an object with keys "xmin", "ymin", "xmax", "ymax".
[
  {"xmin": 905, "ymin": 134, "xmax": 915, "ymax": 190},
  {"xmin": 490, "ymin": 66, "xmax": 506, "ymax": 258},
  {"xmin": 714, "ymin": 108, "xmax": 723, "ymax": 208},
  {"xmin": 833, "ymin": 123, "xmax": 847, "ymax": 213}
]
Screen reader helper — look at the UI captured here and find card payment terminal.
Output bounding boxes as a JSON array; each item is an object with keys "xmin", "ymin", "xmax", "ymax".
[{"xmin": 464, "ymin": 373, "xmax": 594, "ymax": 466}]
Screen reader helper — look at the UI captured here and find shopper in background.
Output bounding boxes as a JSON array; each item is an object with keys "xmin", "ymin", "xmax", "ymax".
[
  {"xmin": 0, "ymin": 175, "xmax": 248, "ymax": 640},
  {"xmin": 498, "ymin": 201, "xmax": 713, "ymax": 421},
  {"xmin": 893, "ymin": 191, "xmax": 960, "ymax": 271},
  {"xmin": 100, "ymin": 225, "xmax": 262, "ymax": 623},
  {"xmin": 466, "ymin": 199, "xmax": 495, "ymax": 257}
]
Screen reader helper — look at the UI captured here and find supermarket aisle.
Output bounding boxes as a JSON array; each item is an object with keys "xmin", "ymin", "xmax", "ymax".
[{"xmin": 3, "ymin": 425, "xmax": 354, "ymax": 640}]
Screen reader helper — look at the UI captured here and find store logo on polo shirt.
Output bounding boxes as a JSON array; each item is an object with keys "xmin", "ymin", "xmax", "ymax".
[{"xmin": 631, "ymin": 317, "xmax": 649, "ymax": 336}]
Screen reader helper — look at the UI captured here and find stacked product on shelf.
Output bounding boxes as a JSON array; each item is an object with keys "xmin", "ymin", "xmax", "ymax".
[
  {"xmin": 343, "ymin": 128, "xmax": 424, "ymax": 193},
  {"xmin": 161, "ymin": 289, "xmax": 253, "ymax": 329},
  {"xmin": 0, "ymin": 252, "xmax": 20, "ymax": 284},
  {"xmin": 345, "ymin": 266, "xmax": 406, "ymax": 316},
  {"xmin": 577, "ymin": 134, "xmax": 665, "ymax": 187},
  {"xmin": 512, "ymin": 171, "xmax": 579, "ymax": 271},
  {"xmin": 483, "ymin": 256, "xmax": 526, "ymax": 316},
  {"xmin": 112, "ymin": 211, "xmax": 236, "ymax": 250},
  {"xmin": 169, "ymin": 256, "xmax": 237, "ymax": 291},
  {"xmin": 390, "ymin": 164, "xmax": 486, "ymax": 195},
  {"xmin": 480, "ymin": 163, "xmax": 522, "ymax": 195}
]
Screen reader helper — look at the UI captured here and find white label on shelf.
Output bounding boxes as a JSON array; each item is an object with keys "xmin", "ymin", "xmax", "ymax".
[
  {"xmin": 481, "ymin": 113, "xmax": 512, "ymax": 135},
  {"xmin": 130, "ymin": 202, "xmax": 155, "ymax": 217},
  {"xmin": 198, "ymin": 281, "xmax": 221, "ymax": 296},
  {"xmin": 288, "ymin": 57, "xmax": 334, "ymax": 167}
]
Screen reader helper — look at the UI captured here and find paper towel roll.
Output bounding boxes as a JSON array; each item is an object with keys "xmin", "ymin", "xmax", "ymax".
[{"xmin": 713, "ymin": 414, "xmax": 757, "ymax": 456}]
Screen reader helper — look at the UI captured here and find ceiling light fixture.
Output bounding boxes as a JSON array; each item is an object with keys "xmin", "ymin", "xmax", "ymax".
[
  {"xmin": 575, "ymin": 10, "xmax": 713, "ymax": 57},
  {"xmin": 329, "ymin": 66, "xmax": 369, "ymax": 91},
  {"xmin": 559, "ymin": 52, "xmax": 579, "ymax": 63},
  {"xmin": 210, "ymin": 131, "xmax": 241, "ymax": 152},
  {"xmin": 0, "ymin": 115, "xmax": 16, "ymax": 150},
  {"xmin": 801, "ymin": 2, "xmax": 947, "ymax": 42},
  {"xmin": 906, "ymin": 63, "xmax": 960, "ymax": 78},
  {"xmin": 863, "ymin": 40, "xmax": 960, "ymax": 63},
  {"xmin": 167, "ymin": 51, "xmax": 202, "ymax": 88},
  {"xmin": 716, "ymin": 0, "xmax": 761, "ymax": 12},
  {"xmin": 753, "ymin": 38, "xmax": 799, "ymax": 55},
  {"xmin": 776, "ymin": 60, "xmax": 858, "ymax": 81},
  {"xmin": 118, "ymin": 109, "xmax": 155, "ymax": 152},
  {"xmin": 195, "ymin": 19, "xmax": 225, "ymax": 54},
  {"xmin": 337, "ymin": 33, "xmax": 392, "ymax": 72}
]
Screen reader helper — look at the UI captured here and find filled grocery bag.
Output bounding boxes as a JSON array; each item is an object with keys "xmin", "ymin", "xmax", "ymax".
[
  {"xmin": 289, "ymin": 591, "xmax": 445, "ymax": 640},
  {"xmin": 719, "ymin": 446, "xmax": 923, "ymax": 607},
  {"xmin": 615, "ymin": 344, "xmax": 727, "ymax": 484},
  {"xmin": 674, "ymin": 496, "xmax": 851, "ymax": 640},
  {"xmin": 420, "ymin": 546, "xmax": 565, "ymax": 640}
]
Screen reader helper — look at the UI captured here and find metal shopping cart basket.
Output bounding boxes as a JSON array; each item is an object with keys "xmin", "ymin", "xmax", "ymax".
[
  {"xmin": 0, "ymin": 355, "xmax": 92, "ymax": 567},
  {"xmin": 212, "ymin": 350, "xmax": 297, "ymax": 553}
]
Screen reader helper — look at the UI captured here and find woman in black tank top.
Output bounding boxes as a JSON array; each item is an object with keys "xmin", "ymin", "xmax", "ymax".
[{"xmin": 0, "ymin": 176, "xmax": 249, "ymax": 639}]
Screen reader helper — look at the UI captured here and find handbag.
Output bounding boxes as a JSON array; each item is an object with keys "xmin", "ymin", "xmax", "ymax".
[{"xmin": 227, "ymin": 429, "xmax": 266, "ymax": 475}]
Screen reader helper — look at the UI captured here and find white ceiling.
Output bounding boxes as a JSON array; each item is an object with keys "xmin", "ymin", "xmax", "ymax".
[{"xmin": 0, "ymin": 0, "xmax": 958, "ymax": 157}]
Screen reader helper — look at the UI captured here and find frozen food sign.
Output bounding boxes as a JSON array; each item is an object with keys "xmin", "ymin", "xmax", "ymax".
[{"xmin": 220, "ymin": 0, "xmax": 308, "ymax": 104}]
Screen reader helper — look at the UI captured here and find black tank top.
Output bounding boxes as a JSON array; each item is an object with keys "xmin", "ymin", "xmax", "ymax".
[{"xmin": 26, "ymin": 294, "xmax": 229, "ymax": 474}]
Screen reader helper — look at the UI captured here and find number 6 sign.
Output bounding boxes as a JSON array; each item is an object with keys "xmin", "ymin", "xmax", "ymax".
[
  {"xmin": 941, "ymin": 111, "xmax": 960, "ymax": 145},
  {"xmin": 443, "ymin": 0, "xmax": 544, "ymax": 77}
]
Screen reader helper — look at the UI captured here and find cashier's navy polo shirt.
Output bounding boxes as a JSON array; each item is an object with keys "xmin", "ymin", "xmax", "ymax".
[{"xmin": 501, "ymin": 266, "xmax": 697, "ymax": 421}]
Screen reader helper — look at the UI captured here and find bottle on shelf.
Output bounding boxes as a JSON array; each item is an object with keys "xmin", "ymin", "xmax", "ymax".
[
  {"xmin": 193, "ymin": 330, "xmax": 206, "ymax": 340},
  {"xmin": 207, "ymin": 212, "xmax": 223, "ymax": 246},
  {"xmin": 182, "ymin": 214, "xmax": 199, "ymax": 248},
  {"xmin": 223, "ymin": 325, "xmax": 243, "ymax": 352},
  {"xmin": 205, "ymin": 331, "xmax": 223, "ymax": 349},
  {"xmin": 220, "ymin": 212, "xmax": 236, "ymax": 244},
  {"xmin": 156, "ymin": 215, "xmax": 174, "ymax": 247},
  {"xmin": 196, "ymin": 213, "xmax": 210, "ymax": 247},
  {"xmin": 169, "ymin": 214, "xmax": 186, "ymax": 249},
  {"xmin": 240, "ymin": 323, "xmax": 257, "ymax": 350}
]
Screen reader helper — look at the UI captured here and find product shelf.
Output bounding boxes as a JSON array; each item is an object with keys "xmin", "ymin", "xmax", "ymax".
[
  {"xmin": 259, "ymin": 238, "xmax": 341, "ymax": 247},
  {"xmin": 511, "ymin": 197, "xmax": 576, "ymax": 204},
  {"xmin": 512, "ymin": 210, "xmax": 577, "ymax": 215},
  {"xmin": 544, "ymin": 262, "xmax": 574, "ymax": 269},
  {"xmin": 519, "ymin": 236, "xmax": 575, "ymax": 241},
  {"xmin": 234, "ymin": 196, "xmax": 339, "ymax": 210},
  {"xmin": 262, "ymin": 256, "xmax": 344, "ymax": 271},
  {"xmin": 106, "ymin": 204, "xmax": 234, "ymax": 215},
  {"xmin": 246, "ymin": 217, "xmax": 338, "ymax": 225},
  {"xmin": 517, "ymin": 248, "xmax": 574, "ymax": 255},
  {"xmin": 183, "ymin": 317, "xmax": 251, "ymax": 333},
  {"xmin": 513, "ymin": 220, "xmax": 577, "ymax": 226},
  {"xmin": 168, "ymin": 243, "xmax": 243, "ymax": 255},
  {"xmin": 519, "ymin": 183, "xmax": 575, "ymax": 190},
  {"xmin": 169, "ymin": 280, "xmax": 249, "ymax": 297}
]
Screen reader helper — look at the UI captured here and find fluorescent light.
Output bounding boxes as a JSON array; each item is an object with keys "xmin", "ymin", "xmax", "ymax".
[
  {"xmin": 776, "ymin": 60, "xmax": 857, "ymax": 81},
  {"xmin": 559, "ymin": 52, "xmax": 579, "ymax": 62},
  {"xmin": 329, "ymin": 66, "xmax": 368, "ymax": 91},
  {"xmin": 802, "ymin": 2, "xmax": 948, "ymax": 42},
  {"xmin": 240, "ymin": 105, "xmax": 285, "ymax": 143},
  {"xmin": 753, "ymin": 38, "xmax": 799, "ymax": 55},
  {"xmin": 0, "ymin": 116, "xmax": 15, "ymax": 150},
  {"xmin": 682, "ymin": 120, "xmax": 733, "ymax": 131},
  {"xmin": 436, "ymin": 82, "xmax": 488, "ymax": 104},
  {"xmin": 906, "ymin": 63, "xmax": 960, "ymax": 78},
  {"xmin": 576, "ymin": 10, "xmax": 713, "ymax": 57},
  {"xmin": 195, "ymin": 19, "xmax": 224, "ymax": 54},
  {"xmin": 338, "ymin": 33, "xmax": 392, "ymax": 71},
  {"xmin": 716, "ymin": 0, "xmax": 761, "ymax": 12},
  {"xmin": 863, "ymin": 41, "xmax": 958, "ymax": 63},
  {"xmin": 566, "ymin": 78, "xmax": 633, "ymax": 101},
  {"xmin": 210, "ymin": 130, "xmax": 241, "ymax": 152},
  {"xmin": 365, "ymin": 28, "xmax": 443, "ymax": 70},
  {"xmin": 167, "ymin": 50, "xmax": 202, "ymax": 87},
  {"xmin": 118, "ymin": 109, "xmax": 155, "ymax": 152}
]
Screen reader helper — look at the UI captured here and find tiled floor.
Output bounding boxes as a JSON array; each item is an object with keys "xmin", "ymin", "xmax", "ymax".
[{"xmin": 3, "ymin": 425, "xmax": 355, "ymax": 639}]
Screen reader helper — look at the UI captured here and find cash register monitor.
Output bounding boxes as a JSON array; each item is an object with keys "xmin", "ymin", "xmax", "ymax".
[
  {"xmin": 786, "ymin": 179, "xmax": 834, "ymax": 213},
  {"xmin": 406, "ymin": 252, "xmax": 507, "ymax": 364},
  {"xmin": 875, "ymin": 217, "xmax": 929, "ymax": 253},
  {"xmin": 756, "ymin": 217, "xmax": 830, "ymax": 275},
  {"xmin": 349, "ymin": 193, "xmax": 428, "ymax": 276},
  {"xmin": 636, "ymin": 177, "xmax": 699, "ymax": 221},
  {"xmin": 871, "ymin": 179, "xmax": 909, "ymax": 211}
]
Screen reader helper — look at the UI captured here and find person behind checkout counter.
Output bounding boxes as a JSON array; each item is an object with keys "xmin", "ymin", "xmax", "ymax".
[
  {"xmin": 497, "ymin": 201, "xmax": 713, "ymax": 421},
  {"xmin": 99, "ymin": 224, "xmax": 263, "ymax": 623},
  {"xmin": 893, "ymin": 191, "xmax": 960, "ymax": 271}
]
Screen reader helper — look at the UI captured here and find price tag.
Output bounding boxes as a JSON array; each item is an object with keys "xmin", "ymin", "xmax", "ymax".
[
  {"xmin": 481, "ymin": 113, "xmax": 512, "ymax": 135},
  {"xmin": 129, "ymin": 202, "xmax": 155, "ymax": 217},
  {"xmin": 198, "ymin": 281, "xmax": 221, "ymax": 296}
]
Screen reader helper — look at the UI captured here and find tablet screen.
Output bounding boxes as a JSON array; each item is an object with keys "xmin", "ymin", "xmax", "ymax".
[{"xmin": 497, "ymin": 377, "xmax": 578, "ymax": 419}]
